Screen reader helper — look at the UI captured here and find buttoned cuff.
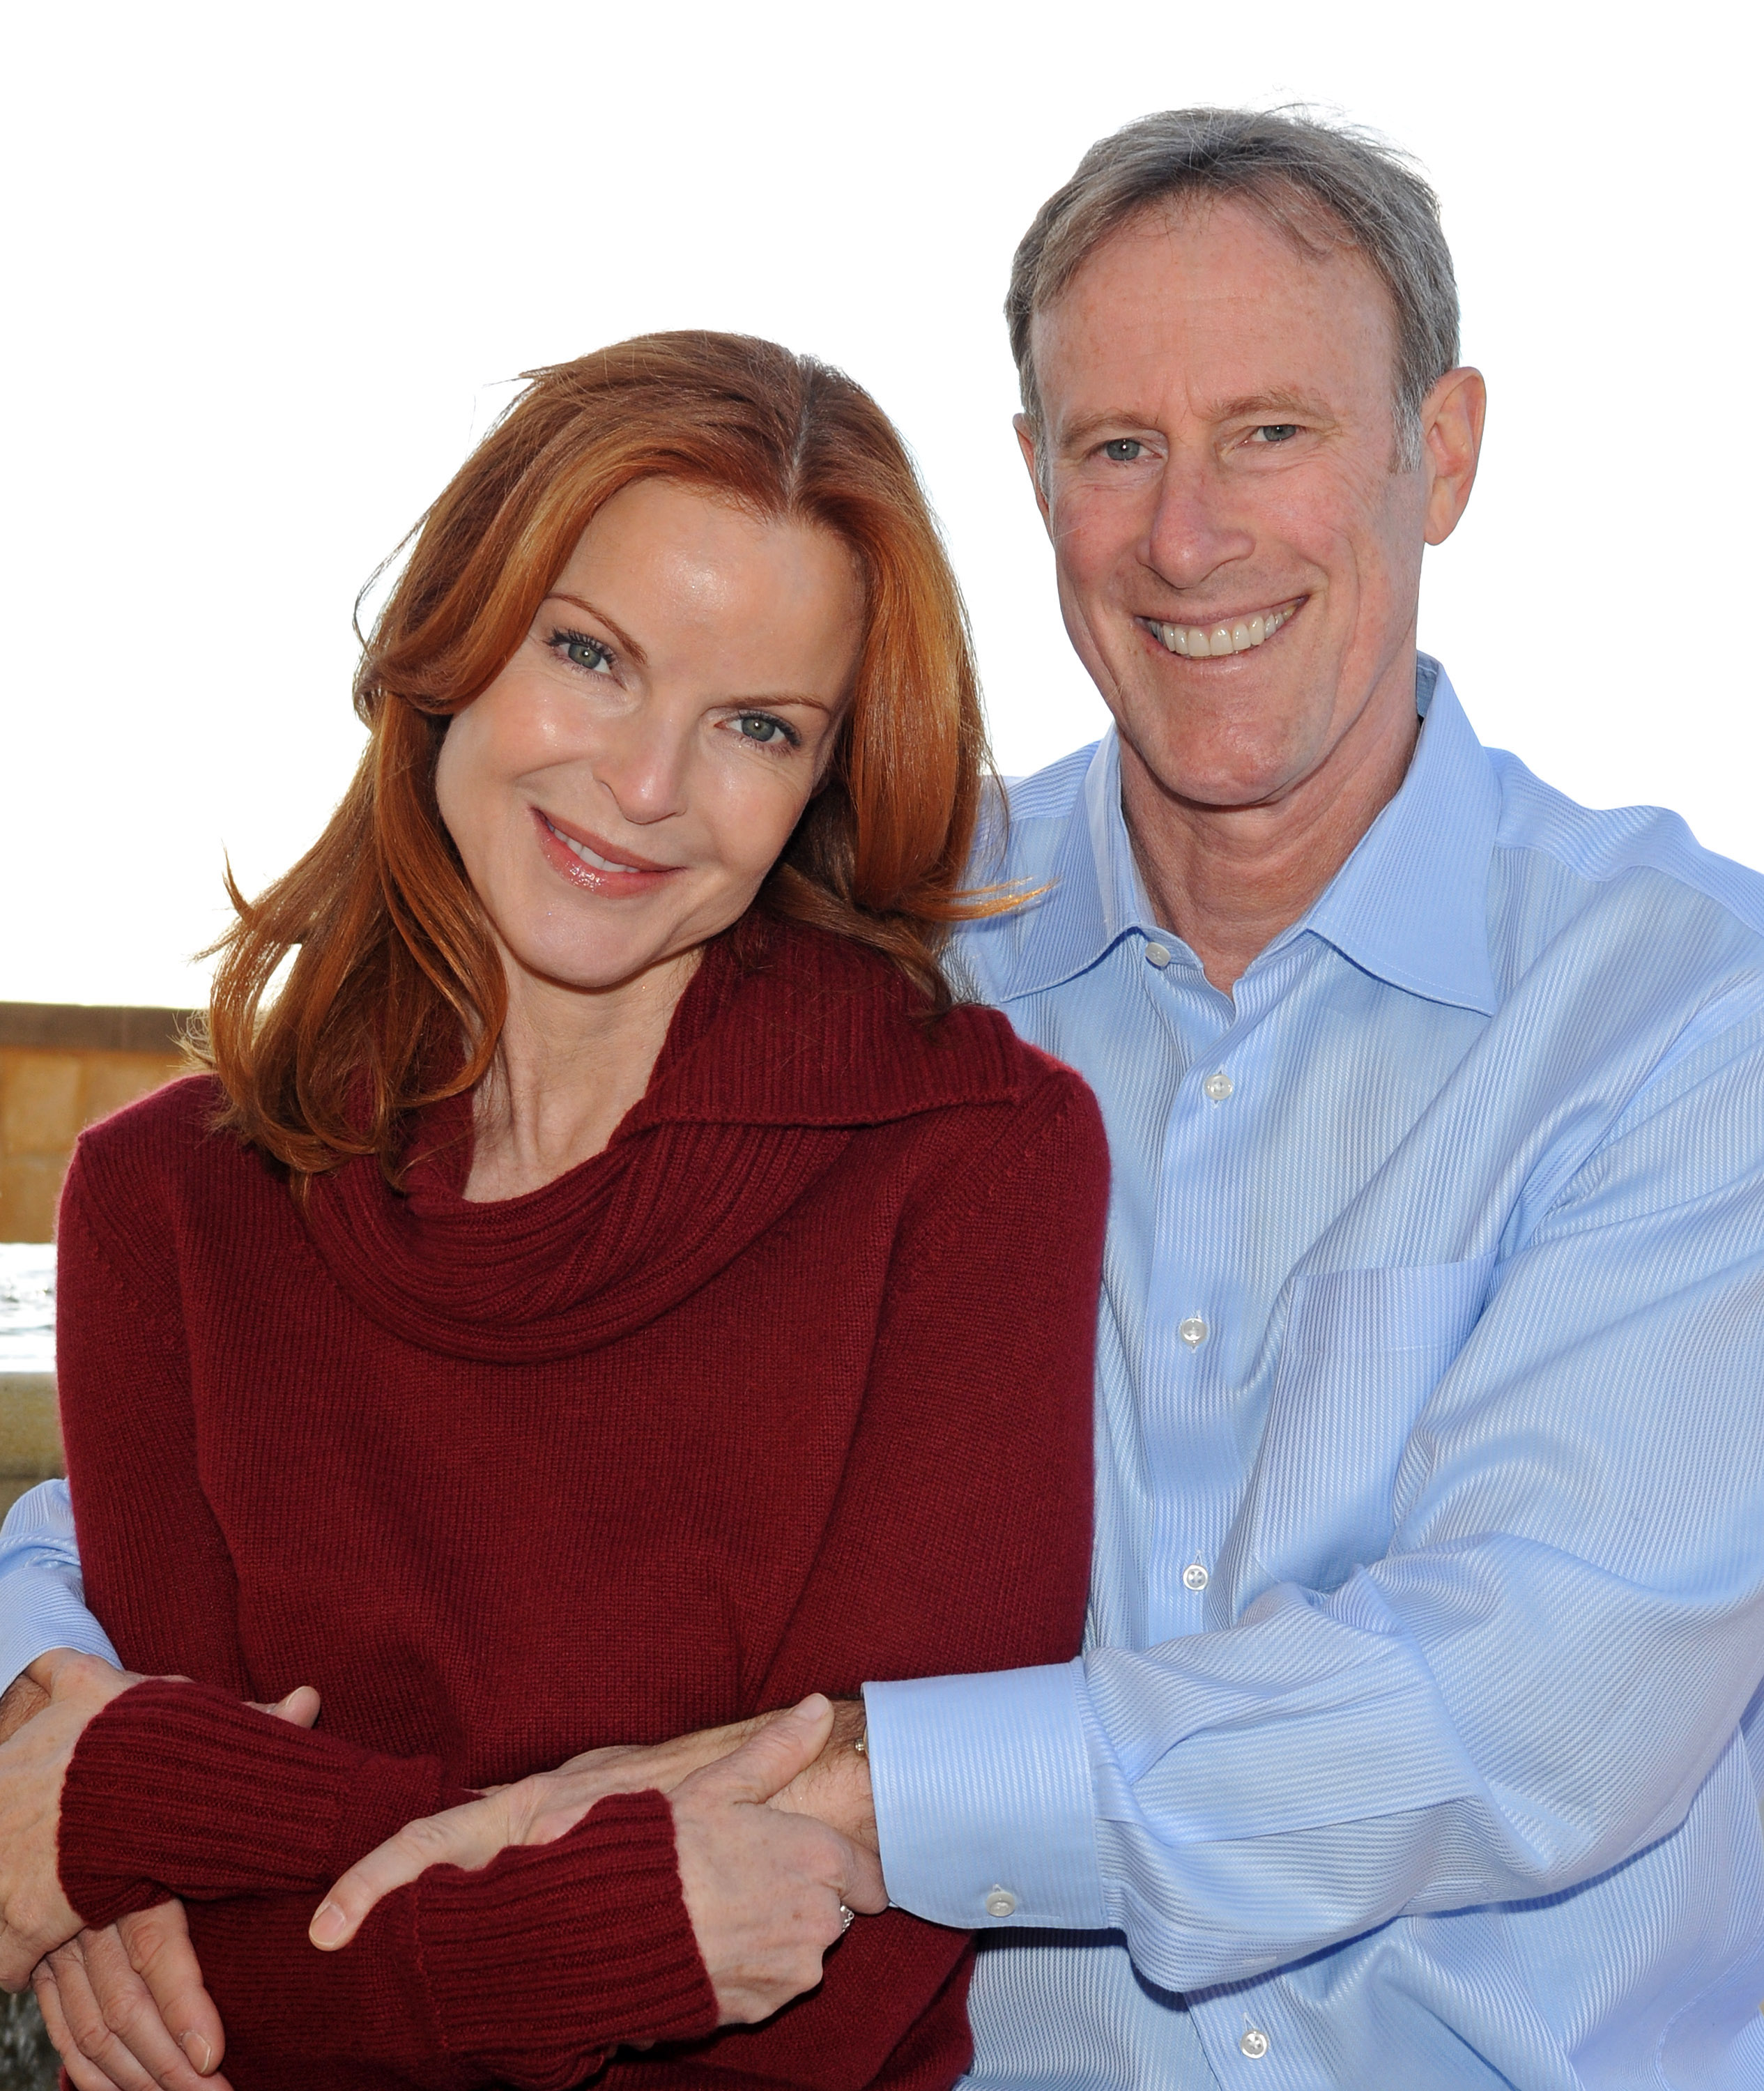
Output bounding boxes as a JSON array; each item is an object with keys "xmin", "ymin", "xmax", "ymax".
[{"xmin": 863, "ymin": 1658, "xmax": 1107, "ymax": 1931}]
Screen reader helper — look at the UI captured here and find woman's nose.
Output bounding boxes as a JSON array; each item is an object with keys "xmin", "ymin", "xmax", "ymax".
[{"xmin": 590, "ymin": 712, "xmax": 693, "ymax": 826}]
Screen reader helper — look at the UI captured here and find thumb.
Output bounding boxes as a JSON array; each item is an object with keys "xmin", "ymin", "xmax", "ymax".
[
  {"xmin": 698, "ymin": 1694, "xmax": 834, "ymax": 1807},
  {"xmin": 250, "ymin": 1685, "xmax": 321, "ymax": 1729}
]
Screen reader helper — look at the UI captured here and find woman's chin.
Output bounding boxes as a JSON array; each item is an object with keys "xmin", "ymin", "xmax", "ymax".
[{"xmin": 503, "ymin": 933, "xmax": 707, "ymax": 1004}]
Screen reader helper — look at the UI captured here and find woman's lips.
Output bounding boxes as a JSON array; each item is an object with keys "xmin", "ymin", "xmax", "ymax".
[{"xmin": 530, "ymin": 806, "xmax": 682, "ymax": 896}]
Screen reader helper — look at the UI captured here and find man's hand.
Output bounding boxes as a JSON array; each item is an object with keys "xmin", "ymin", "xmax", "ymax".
[
  {"xmin": 668, "ymin": 1696, "xmax": 887, "ymax": 2024},
  {"xmin": 769, "ymin": 1696, "xmax": 875, "ymax": 1853},
  {"xmin": 0, "ymin": 1651, "xmax": 140, "ymax": 1989},
  {"xmin": 311, "ymin": 1710, "xmax": 772, "ymax": 1949},
  {"xmin": 33, "ymin": 1903, "xmax": 229, "ymax": 2091},
  {"xmin": 0, "ymin": 1669, "xmax": 49, "ymax": 1745}
]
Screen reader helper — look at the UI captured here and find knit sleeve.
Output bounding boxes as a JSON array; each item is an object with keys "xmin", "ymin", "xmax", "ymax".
[
  {"xmin": 167, "ymin": 1800, "xmax": 714, "ymax": 2088},
  {"xmin": 56, "ymin": 1679, "xmax": 462, "ymax": 1924}
]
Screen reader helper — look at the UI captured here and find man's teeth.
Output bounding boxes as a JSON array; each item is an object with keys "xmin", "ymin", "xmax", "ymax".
[{"xmin": 1153, "ymin": 604, "xmax": 1295, "ymax": 657}]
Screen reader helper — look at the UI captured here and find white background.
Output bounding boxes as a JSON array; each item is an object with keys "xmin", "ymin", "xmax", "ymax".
[{"xmin": 3, "ymin": 0, "xmax": 1758, "ymax": 1008}]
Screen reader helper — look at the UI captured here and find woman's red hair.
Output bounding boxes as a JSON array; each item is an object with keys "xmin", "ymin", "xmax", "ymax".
[{"xmin": 197, "ymin": 331, "xmax": 1002, "ymax": 1181}]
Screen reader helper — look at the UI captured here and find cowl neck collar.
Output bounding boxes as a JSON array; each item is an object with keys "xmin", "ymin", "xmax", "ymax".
[{"xmin": 300, "ymin": 920, "xmax": 1020, "ymax": 1361}]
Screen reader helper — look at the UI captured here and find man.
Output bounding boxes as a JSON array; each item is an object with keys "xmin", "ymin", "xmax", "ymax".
[{"xmin": 4, "ymin": 108, "xmax": 1763, "ymax": 2088}]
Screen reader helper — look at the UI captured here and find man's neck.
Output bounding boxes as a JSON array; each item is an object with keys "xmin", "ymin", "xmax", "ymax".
[{"xmin": 1121, "ymin": 674, "xmax": 1421, "ymax": 995}]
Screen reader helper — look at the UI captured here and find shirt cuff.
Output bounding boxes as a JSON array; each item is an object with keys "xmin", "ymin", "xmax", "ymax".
[
  {"xmin": 0, "ymin": 1480, "xmax": 119, "ymax": 1690},
  {"xmin": 863, "ymin": 1658, "xmax": 1107, "ymax": 1931}
]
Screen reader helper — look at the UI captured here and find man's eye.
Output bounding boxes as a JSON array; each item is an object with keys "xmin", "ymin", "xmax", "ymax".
[
  {"xmin": 1252, "ymin": 424, "xmax": 1301, "ymax": 445},
  {"xmin": 1102, "ymin": 438, "xmax": 1144, "ymax": 462}
]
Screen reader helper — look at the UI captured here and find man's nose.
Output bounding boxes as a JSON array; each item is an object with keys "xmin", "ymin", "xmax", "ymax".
[{"xmin": 1142, "ymin": 467, "xmax": 1255, "ymax": 590}]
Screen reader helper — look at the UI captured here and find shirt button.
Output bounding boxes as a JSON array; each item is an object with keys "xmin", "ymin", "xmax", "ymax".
[
  {"xmin": 1144, "ymin": 941, "xmax": 1172, "ymax": 969},
  {"xmin": 983, "ymin": 1885, "xmax": 1018, "ymax": 1918},
  {"xmin": 1179, "ymin": 1315, "xmax": 1209, "ymax": 1349},
  {"xmin": 1183, "ymin": 1559, "xmax": 1209, "ymax": 1592},
  {"xmin": 1240, "ymin": 2026, "xmax": 1270, "ymax": 2060},
  {"xmin": 1202, "ymin": 1070, "xmax": 1234, "ymax": 1103}
]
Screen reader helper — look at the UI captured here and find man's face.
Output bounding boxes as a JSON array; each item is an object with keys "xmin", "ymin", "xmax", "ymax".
[{"xmin": 1025, "ymin": 197, "xmax": 1455, "ymax": 813}]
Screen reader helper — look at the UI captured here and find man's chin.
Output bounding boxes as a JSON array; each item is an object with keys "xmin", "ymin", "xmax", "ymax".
[{"xmin": 1118, "ymin": 719, "xmax": 1317, "ymax": 815}]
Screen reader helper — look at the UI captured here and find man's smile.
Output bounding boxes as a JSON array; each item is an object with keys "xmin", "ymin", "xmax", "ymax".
[{"xmin": 1135, "ymin": 597, "xmax": 1305, "ymax": 659}]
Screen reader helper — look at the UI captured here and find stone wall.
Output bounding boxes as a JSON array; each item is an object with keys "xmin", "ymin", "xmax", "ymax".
[{"xmin": 0, "ymin": 1004, "xmax": 193, "ymax": 1242}]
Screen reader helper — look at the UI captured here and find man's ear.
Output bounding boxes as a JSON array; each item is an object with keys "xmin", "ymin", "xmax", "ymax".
[
  {"xmin": 1014, "ymin": 415, "xmax": 1054, "ymax": 535},
  {"xmin": 1421, "ymin": 367, "xmax": 1487, "ymax": 546}
]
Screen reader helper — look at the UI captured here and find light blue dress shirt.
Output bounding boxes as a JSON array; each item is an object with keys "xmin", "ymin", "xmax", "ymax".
[{"xmin": 8, "ymin": 661, "xmax": 1764, "ymax": 2088}]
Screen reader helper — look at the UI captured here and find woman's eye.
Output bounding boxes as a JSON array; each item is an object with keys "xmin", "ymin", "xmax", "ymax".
[
  {"xmin": 735, "ymin": 712, "xmax": 797, "ymax": 748},
  {"xmin": 1251, "ymin": 424, "xmax": 1301, "ymax": 445},
  {"xmin": 561, "ymin": 634, "xmax": 614, "ymax": 674},
  {"xmin": 1102, "ymin": 438, "xmax": 1144, "ymax": 462}
]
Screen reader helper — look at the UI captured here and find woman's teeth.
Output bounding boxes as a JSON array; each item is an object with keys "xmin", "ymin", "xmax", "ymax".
[
  {"xmin": 546, "ymin": 819, "xmax": 645, "ymax": 874},
  {"xmin": 1151, "ymin": 604, "xmax": 1296, "ymax": 657}
]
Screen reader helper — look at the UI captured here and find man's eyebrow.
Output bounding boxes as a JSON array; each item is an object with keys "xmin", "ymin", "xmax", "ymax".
[
  {"xmin": 542, "ymin": 592, "xmax": 648, "ymax": 665},
  {"xmin": 1057, "ymin": 410, "xmax": 1155, "ymax": 452},
  {"xmin": 1211, "ymin": 391, "xmax": 1335, "ymax": 423}
]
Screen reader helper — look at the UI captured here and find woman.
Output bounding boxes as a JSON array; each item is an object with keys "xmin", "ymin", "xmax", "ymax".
[{"xmin": 3, "ymin": 332, "xmax": 1105, "ymax": 2089}]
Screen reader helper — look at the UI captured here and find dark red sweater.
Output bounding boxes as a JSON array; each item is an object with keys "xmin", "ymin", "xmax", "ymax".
[{"xmin": 53, "ymin": 921, "xmax": 1106, "ymax": 2091}]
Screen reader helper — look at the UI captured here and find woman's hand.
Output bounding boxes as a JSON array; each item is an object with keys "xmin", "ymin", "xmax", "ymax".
[
  {"xmin": 310, "ymin": 1710, "xmax": 772, "ymax": 1948},
  {"xmin": 0, "ymin": 1651, "xmax": 140, "ymax": 1989}
]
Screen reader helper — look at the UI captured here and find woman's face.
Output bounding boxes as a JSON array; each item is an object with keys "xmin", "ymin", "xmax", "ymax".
[{"xmin": 436, "ymin": 477, "xmax": 864, "ymax": 997}]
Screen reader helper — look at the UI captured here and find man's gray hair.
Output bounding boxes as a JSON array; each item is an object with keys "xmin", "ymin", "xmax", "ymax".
[{"xmin": 1006, "ymin": 107, "xmax": 1460, "ymax": 468}]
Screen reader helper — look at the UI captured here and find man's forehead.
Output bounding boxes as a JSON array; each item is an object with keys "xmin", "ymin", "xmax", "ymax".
[{"xmin": 1029, "ymin": 195, "xmax": 1397, "ymax": 425}]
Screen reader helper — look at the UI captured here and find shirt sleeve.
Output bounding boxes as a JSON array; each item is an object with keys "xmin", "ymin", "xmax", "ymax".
[
  {"xmin": 868, "ymin": 1011, "xmax": 1764, "ymax": 1991},
  {"xmin": 0, "ymin": 1479, "xmax": 118, "ymax": 1690}
]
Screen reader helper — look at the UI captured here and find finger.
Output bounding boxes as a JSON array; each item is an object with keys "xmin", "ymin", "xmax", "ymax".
[
  {"xmin": 244, "ymin": 1685, "xmax": 320, "ymax": 1729},
  {"xmin": 836, "ymin": 1836, "xmax": 889, "ymax": 1915},
  {"xmin": 48, "ymin": 1924, "xmax": 227, "ymax": 2091},
  {"xmin": 119, "ymin": 1900, "xmax": 226, "ymax": 2080},
  {"xmin": 694, "ymin": 1695, "xmax": 836, "ymax": 1808},
  {"xmin": 24, "ymin": 1647, "xmax": 88, "ymax": 1693},
  {"xmin": 312, "ymin": 1794, "xmax": 514, "ymax": 1950},
  {"xmin": 33, "ymin": 1957, "xmax": 128, "ymax": 2091},
  {"xmin": 36, "ymin": 1938, "xmax": 155, "ymax": 2091}
]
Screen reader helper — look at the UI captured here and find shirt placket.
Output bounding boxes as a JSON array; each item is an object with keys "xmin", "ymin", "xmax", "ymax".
[{"xmin": 1139, "ymin": 945, "xmax": 1245, "ymax": 1645}]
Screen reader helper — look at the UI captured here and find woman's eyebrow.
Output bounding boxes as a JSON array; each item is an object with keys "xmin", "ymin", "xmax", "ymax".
[{"xmin": 542, "ymin": 592, "xmax": 647, "ymax": 665}]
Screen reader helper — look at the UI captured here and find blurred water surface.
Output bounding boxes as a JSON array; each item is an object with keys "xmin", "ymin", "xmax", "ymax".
[{"xmin": 0, "ymin": 1247, "xmax": 54, "ymax": 1374}]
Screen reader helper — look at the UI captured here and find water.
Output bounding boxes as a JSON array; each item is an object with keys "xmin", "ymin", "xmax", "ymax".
[{"xmin": 0, "ymin": 1245, "xmax": 55, "ymax": 1374}]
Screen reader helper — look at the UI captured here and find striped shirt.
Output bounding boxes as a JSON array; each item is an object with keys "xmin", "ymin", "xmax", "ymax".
[{"xmin": 865, "ymin": 657, "xmax": 1764, "ymax": 2089}]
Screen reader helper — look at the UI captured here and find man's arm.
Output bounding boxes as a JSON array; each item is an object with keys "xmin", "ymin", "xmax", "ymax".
[
  {"xmin": 0, "ymin": 1480, "xmax": 118, "ymax": 1696},
  {"xmin": 866, "ymin": 1011, "xmax": 1764, "ymax": 1991}
]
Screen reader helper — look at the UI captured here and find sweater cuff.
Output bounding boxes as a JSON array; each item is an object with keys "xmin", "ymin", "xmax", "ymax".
[
  {"xmin": 418, "ymin": 1789, "xmax": 718, "ymax": 2076},
  {"xmin": 60, "ymin": 1679, "xmax": 450, "ymax": 1928}
]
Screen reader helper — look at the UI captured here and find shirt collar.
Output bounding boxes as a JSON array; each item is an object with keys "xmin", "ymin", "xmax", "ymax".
[{"xmin": 993, "ymin": 654, "xmax": 1501, "ymax": 1017}]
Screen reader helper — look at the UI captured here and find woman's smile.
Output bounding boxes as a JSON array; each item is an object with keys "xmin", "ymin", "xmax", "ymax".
[{"xmin": 530, "ymin": 804, "xmax": 684, "ymax": 896}]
